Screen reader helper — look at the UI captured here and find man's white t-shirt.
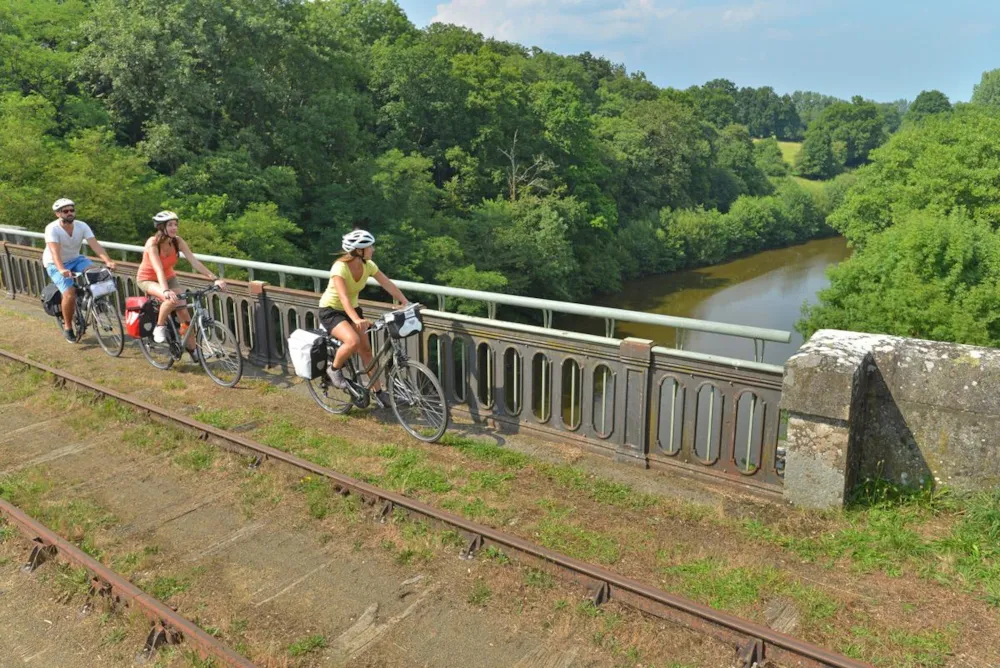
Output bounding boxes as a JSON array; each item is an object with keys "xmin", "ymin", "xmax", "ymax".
[{"xmin": 42, "ymin": 220, "xmax": 95, "ymax": 266}]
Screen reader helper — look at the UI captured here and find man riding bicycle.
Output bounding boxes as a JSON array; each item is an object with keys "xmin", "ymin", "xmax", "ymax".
[{"xmin": 43, "ymin": 198, "xmax": 117, "ymax": 343}]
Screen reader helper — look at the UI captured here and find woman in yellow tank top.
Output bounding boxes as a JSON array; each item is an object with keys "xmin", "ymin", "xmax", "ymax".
[{"xmin": 318, "ymin": 229, "xmax": 408, "ymax": 402}]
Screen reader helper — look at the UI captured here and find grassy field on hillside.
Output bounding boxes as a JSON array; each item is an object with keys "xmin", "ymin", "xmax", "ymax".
[{"xmin": 778, "ymin": 141, "xmax": 802, "ymax": 166}]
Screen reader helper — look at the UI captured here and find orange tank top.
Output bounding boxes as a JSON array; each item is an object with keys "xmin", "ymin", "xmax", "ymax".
[{"xmin": 137, "ymin": 242, "xmax": 179, "ymax": 282}]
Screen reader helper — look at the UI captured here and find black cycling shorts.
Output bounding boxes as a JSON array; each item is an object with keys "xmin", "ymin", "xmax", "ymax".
[{"xmin": 318, "ymin": 306, "xmax": 362, "ymax": 334}]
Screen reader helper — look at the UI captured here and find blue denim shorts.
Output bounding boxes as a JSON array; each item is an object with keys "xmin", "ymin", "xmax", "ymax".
[{"xmin": 45, "ymin": 255, "xmax": 93, "ymax": 292}]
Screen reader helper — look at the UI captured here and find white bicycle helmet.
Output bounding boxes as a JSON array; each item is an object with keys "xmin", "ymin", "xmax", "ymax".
[
  {"xmin": 153, "ymin": 210, "xmax": 178, "ymax": 226},
  {"xmin": 52, "ymin": 198, "xmax": 75, "ymax": 212},
  {"xmin": 342, "ymin": 229, "xmax": 375, "ymax": 253}
]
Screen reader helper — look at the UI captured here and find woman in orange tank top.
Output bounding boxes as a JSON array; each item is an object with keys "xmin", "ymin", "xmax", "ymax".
[{"xmin": 137, "ymin": 211, "xmax": 226, "ymax": 353}]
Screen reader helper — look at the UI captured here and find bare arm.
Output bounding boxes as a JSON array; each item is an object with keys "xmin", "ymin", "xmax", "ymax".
[
  {"xmin": 46, "ymin": 242, "xmax": 70, "ymax": 276},
  {"xmin": 85, "ymin": 237, "xmax": 116, "ymax": 270},
  {"xmin": 374, "ymin": 271, "xmax": 408, "ymax": 306},
  {"xmin": 177, "ymin": 237, "xmax": 225, "ymax": 289}
]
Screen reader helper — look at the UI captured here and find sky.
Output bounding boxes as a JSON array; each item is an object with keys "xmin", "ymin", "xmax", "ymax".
[{"xmin": 393, "ymin": 0, "xmax": 998, "ymax": 103}]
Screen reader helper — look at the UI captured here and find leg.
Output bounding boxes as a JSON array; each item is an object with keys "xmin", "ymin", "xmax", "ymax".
[
  {"xmin": 353, "ymin": 328, "xmax": 381, "ymax": 391},
  {"xmin": 331, "ymin": 321, "xmax": 361, "ymax": 369},
  {"xmin": 60, "ymin": 286, "xmax": 77, "ymax": 331}
]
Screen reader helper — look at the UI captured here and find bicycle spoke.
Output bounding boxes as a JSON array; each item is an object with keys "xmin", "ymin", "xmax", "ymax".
[{"xmin": 388, "ymin": 362, "xmax": 448, "ymax": 442}]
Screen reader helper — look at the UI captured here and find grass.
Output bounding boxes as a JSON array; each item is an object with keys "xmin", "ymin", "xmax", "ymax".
[
  {"xmin": 0, "ymin": 364, "xmax": 47, "ymax": 402},
  {"xmin": 536, "ymin": 517, "xmax": 620, "ymax": 565},
  {"xmin": 147, "ymin": 575, "xmax": 189, "ymax": 601},
  {"xmin": 537, "ymin": 463, "xmax": 658, "ymax": 510},
  {"xmin": 173, "ymin": 443, "xmax": 217, "ymax": 471},
  {"xmin": 50, "ymin": 563, "xmax": 91, "ymax": 602},
  {"xmin": 378, "ymin": 448, "xmax": 452, "ymax": 494},
  {"xmin": 840, "ymin": 623, "xmax": 957, "ymax": 667},
  {"xmin": 778, "ymin": 140, "xmax": 802, "ymax": 165},
  {"xmin": 467, "ymin": 579, "xmax": 492, "ymax": 606},
  {"xmin": 288, "ymin": 634, "xmax": 326, "ymax": 657},
  {"xmin": 743, "ymin": 479, "xmax": 1000, "ymax": 616},
  {"xmin": 238, "ymin": 469, "xmax": 283, "ymax": 518},
  {"xmin": 439, "ymin": 433, "xmax": 530, "ymax": 469},
  {"xmin": 792, "ymin": 175, "xmax": 826, "ymax": 196}
]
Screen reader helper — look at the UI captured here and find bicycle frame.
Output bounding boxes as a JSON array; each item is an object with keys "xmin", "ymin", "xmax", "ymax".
[
  {"xmin": 155, "ymin": 292, "xmax": 211, "ymax": 358},
  {"xmin": 333, "ymin": 324, "xmax": 408, "ymax": 397}
]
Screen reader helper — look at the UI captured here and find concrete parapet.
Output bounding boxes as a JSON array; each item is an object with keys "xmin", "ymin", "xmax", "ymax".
[{"xmin": 782, "ymin": 329, "xmax": 1000, "ymax": 508}]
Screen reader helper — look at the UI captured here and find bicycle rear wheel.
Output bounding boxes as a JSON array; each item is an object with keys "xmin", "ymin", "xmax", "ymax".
[
  {"xmin": 139, "ymin": 334, "xmax": 175, "ymax": 370},
  {"xmin": 91, "ymin": 298, "xmax": 124, "ymax": 357},
  {"xmin": 54, "ymin": 303, "xmax": 86, "ymax": 343},
  {"xmin": 306, "ymin": 360, "xmax": 355, "ymax": 415},
  {"xmin": 198, "ymin": 319, "xmax": 243, "ymax": 387},
  {"xmin": 387, "ymin": 361, "xmax": 448, "ymax": 442}
]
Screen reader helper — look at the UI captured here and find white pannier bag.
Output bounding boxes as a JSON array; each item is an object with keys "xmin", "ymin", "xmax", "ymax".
[{"xmin": 287, "ymin": 328, "xmax": 328, "ymax": 379}]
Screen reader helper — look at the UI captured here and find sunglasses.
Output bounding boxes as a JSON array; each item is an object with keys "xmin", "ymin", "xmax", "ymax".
[{"xmin": 60, "ymin": 209, "xmax": 75, "ymax": 214}]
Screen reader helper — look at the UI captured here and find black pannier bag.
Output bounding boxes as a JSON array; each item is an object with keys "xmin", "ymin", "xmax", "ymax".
[
  {"xmin": 287, "ymin": 328, "xmax": 329, "ymax": 379},
  {"xmin": 41, "ymin": 283, "xmax": 62, "ymax": 317}
]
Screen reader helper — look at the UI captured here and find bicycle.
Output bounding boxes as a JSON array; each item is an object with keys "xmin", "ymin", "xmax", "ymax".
[
  {"xmin": 137, "ymin": 284, "xmax": 244, "ymax": 387},
  {"xmin": 306, "ymin": 304, "xmax": 449, "ymax": 443},
  {"xmin": 46, "ymin": 267, "xmax": 124, "ymax": 357}
]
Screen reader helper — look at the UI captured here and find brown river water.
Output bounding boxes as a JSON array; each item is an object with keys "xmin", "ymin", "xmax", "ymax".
[{"xmin": 559, "ymin": 236, "xmax": 852, "ymax": 365}]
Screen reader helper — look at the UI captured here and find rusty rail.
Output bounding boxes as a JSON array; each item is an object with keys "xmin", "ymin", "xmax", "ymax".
[
  {"xmin": 0, "ymin": 496, "xmax": 255, "ymax": 667},
  {"xmin": 0, "ymin": 348, "xmax": 870, "ymax": 668}
]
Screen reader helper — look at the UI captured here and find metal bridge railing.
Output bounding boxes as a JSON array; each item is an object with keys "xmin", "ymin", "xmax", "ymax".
[
  {"xmin": 0, "ymin": 226, "xmax": 790, "ymax": 369},
  {"xmin": 2, "ymin": 230, "xmax": 788, "ymax": 492}
]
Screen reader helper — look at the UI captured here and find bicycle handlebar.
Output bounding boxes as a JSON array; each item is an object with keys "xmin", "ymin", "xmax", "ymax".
[{"xmin": 176, "ymin": 284, "xmax": 223, "ymax": 301}]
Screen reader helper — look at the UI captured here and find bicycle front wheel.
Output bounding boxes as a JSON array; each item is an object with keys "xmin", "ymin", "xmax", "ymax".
[
  {"xmin": 91, "ymin": 298, "xmax": 124, "ymax": 357},
  {"xmin": 387, "ymin": 361, "xmax": 448, "ymax": 442},
  {"xmin": 198, "ymin": 319, "xmax": 243, "ymax": 387}
]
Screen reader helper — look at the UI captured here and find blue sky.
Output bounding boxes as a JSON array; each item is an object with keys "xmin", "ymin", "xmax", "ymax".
[{"xmin": 393, "ymin": 0, "xmax": 997, "ymax": 103}]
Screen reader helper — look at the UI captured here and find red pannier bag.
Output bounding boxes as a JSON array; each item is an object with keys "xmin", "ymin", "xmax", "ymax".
[{"xmin": 124, "ymin": 296, "xmax": 152, "ymax": 339}]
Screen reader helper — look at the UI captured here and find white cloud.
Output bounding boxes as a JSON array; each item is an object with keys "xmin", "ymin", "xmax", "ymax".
[{"xmin": 430, "ymin": 0, "xmax": 814, "ymax": 46}]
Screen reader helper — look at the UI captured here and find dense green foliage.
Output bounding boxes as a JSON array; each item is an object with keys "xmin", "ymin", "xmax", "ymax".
[
  {"xmin": 801, "ymin": 99, "xmax": 1000, "ymax": 346},
  {"xmin": 906, "ymin": 90, "xmax": 952, "ymax": 122},
  {"xmin": 0, "ymin": 0, "xmax": 895, "ymax": 310},
  {"xmin": 795, "ymin": 97, "xmax": 896, "ymax": 179}
]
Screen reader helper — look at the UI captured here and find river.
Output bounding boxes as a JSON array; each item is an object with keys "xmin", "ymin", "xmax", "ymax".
[{"xmin": 565, "ymin": 236, "xmax": 851, "ymax": 365}]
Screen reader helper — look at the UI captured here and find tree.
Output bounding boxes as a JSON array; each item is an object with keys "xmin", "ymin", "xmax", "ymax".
[
  {"xmin": 800, "ymin": 210, "xmax": 1000, "ymax": 346},
  {"xmin": 754, "ymin": 137, "xmax": 789, "ymax": 177},
  {"xmin": 972, "ymin": 69, "xmax": 1000, "ymax": 108},
  {"xmin": 796, "ymin": 127, "xmax": 838, "ymax": 179},
  {"xmin": 829, "ymin": 105, "xmax": 1000, "ymax": 246},
  {"xmin": 791, "ymin": 91, "xmax": 843, "ymax": 126},
  {"xmin": 906, "ymin": 90, "xmax": 951, "ymax": 122},
  {"xmin": 713, "ymin": 124, "xmax": 772, "ymax": 198}
]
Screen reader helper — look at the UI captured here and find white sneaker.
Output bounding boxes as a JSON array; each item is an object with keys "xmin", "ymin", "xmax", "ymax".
[{"xmin": 153, "ymin": 326, "xmax": 167, "ymax": 343}]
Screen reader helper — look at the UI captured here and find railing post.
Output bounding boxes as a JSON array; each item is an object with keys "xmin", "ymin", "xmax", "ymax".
[
  {"xmin": 249, "ymin": 281, "xmax": 273, "ymax": 368},
  {"xmin": 615, "ymin": 337, "xmax": 653, "ymax": 468},
  {"xmin": 0, "ymin": 242, "xmax": 12, "ymax": 299}
]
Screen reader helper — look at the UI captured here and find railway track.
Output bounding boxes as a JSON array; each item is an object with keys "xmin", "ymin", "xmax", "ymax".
[
  {"xmin": 0, "ymin": 495, "xmax": 255, "ymax": 667},
  {"xmin": 0, "ymin": 347, "xmax": 870, "ymax": 668}
]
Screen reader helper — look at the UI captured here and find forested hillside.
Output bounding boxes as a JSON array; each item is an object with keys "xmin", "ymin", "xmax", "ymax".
[{"xmin": 0, "ymin": 0, "xmax": 909, "ymax": 307}]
